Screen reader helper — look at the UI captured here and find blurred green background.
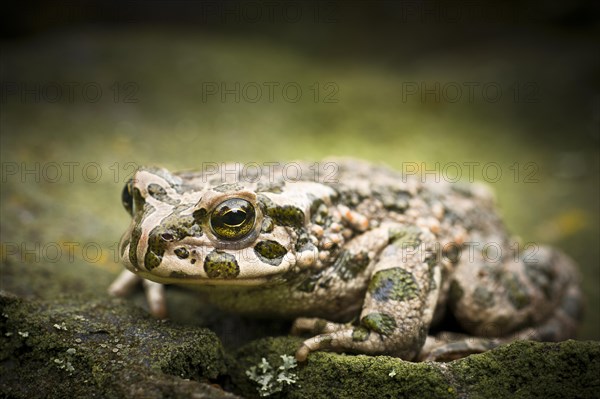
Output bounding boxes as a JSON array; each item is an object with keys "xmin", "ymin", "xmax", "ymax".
[{"xmin": 1, "ymin": 1, "xmax": 598, "ymax": 340}]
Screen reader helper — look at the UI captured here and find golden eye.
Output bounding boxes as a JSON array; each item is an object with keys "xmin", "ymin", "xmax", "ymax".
[{"xmin": 210, "ymin": 198, "xmax": 256, "ymax": 240}]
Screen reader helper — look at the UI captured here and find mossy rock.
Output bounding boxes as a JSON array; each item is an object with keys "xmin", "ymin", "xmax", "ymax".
[
  {"xmin": 0, "ymin": 291, "xmax": 237, "ymax": 398},
  {"xmin": 2, "ymin": 291, "xmax": 598, "ymax": 399},
  {"xmin": 448, "ymin": 339, "xmax": 600, "ymax": 398},
  {"xmin": 232, "ymin": 337, "xmax": 599, "ymax": 399}
]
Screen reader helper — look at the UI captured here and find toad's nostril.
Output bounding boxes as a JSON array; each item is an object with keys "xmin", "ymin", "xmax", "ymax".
[{"xmin": 161, "ymin": 233, "xmax": 174, "ymax": 241}]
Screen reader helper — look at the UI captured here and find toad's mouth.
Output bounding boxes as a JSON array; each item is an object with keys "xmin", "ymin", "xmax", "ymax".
[
  {"xmin": 135, "ymin": 269, "xmax": 287, "ymax": 287},
  {"xmin": 122, "ymin": 242, "xmax": 295, "ymax": 286}
]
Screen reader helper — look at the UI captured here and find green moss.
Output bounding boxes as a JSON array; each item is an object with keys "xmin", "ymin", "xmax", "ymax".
[
  {"xmin": 230, "ymin": 336, "xmax": 456, "ymax": 399},
  {"xmin": 0, "ymin": 292, "xmax": 233, "ymax": 398},
  {"xmin": 231, "ymin": 337, "xmax": 600, "ymax": 399},
  {"xmin": 3, "ymin": 293, "xmax": 599, "ymax": 398},
  {"xmin": 449, "ymin": 340, "xmax": 600, "ymax": 399},
  {"xmin": 296, "ymin": 353, "xmax": 457, "ymax": 399}
]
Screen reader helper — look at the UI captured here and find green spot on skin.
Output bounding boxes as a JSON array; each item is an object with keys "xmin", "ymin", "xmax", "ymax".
[
  {"xmin": 449, "ymin": 280, "xmax": 464, "ymax": 304},
  {"xmin": 388, "ymin": 226, "xmax": 422, "ymax": 249},
  {"xmin": 144, "ymin": 207, "xmax": 202, "ymax": 270},
  {"xmin": 204, "ymin": 250, "xmax": 240, "ymax": 279},
  {"xmin": 254, "ymin": 240, "xmax": 288, "ymax": 266},
  {"xmin": 368, "ymin": 268, "xmax": 420, "ymax": 302},
  {"xmin": 332, "ymin": 250, "xmax": 370, "ymax": 281},
  {"xmin": 352, "ymin": 326, "xmax": 370, "ymax": 342},
  {"xmin": 502, "ymin": 273, "xmax": 531, "ymax": 310},
  {"xmin": 361, "ymin": 313, "xmax": 397, "ymax": 336},
  {"xmin": 144, "ymin": 251, "xmax": 162, "ymax": 270},
  {"xmin": 174, "ymin": 247, "xmax": 189, "ymax": 259},
  {"xmin": 145, "ymin": 226, "xmax": 167, "ymax": 270},
  {"xmin": 258, "ymin": 194, "xmax": 304, "ymax": 228},
  {"xmin": 147, "ymin": 183, "xmax": 179, "ymax": 205},
  {"xmin": 525, "ymin": 262, "xmax": 556, "ymax": 300},
  {"xmin": 318, "ymin": 335, "xmax": 333, "ymax": 347},
  {"xmin": 269, "ymin": 205, "xmax": 304, "ymax": 228},
  {"xmin": 143, "ymin": 209, "xmax": 203, "ymax": 270}
]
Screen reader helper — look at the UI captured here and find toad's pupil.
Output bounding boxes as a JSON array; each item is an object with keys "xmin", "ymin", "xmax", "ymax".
[{"xmin": 223, "ymin": 209, "xmax": 246, "ymax": 226}]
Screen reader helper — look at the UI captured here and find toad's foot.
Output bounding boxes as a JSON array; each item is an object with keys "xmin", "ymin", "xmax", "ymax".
[
  {"xmin": 295, "ymin": 326, "xmax": 392, "ymax": 362},
  {"xmin": 108, "ymin": 270, "xmax": 168, "ymax": 319},
  {"xmin": 291, "ymin": 317, "xmax": 350, "ymax": 335},
  {"xmin": 418, "ymin": 333, "xmax": 501, "ymax": 361}
]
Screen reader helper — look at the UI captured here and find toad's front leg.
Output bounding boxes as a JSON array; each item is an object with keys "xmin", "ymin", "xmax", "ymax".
[
  {"xmin": 108, "ymin": 269, "xmax": 168, "ymax": 319},
  {"xmin": 296, "ymin": 226, "xmax": 441, "ymax": 361}
]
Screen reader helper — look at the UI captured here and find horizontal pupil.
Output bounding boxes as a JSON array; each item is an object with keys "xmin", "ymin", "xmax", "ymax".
[{"xmin": 223, "ymin": 209, "xmax": 246, "ymax": 226}]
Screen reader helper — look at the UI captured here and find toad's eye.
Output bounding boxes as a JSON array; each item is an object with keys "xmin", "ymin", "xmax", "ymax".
[
  {"xmin": 122, "ymin": 179, "xmax": 134, "ymax": 216},
  {"xmin": 210, "ymin": 198, "xmax": 256, "ymax": 240}
]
